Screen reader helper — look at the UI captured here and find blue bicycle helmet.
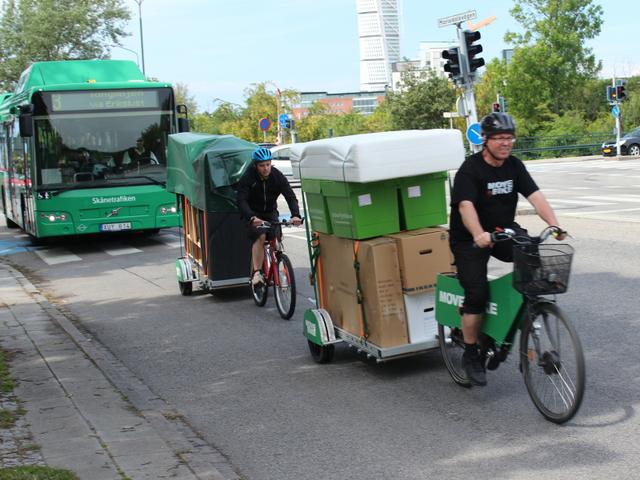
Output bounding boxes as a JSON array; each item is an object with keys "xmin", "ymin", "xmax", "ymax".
[{"xmin": 252, "ymin": 147, "xmax": 272, "ymax": 162}]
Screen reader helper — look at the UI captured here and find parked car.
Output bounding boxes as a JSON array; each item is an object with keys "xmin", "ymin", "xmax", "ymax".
[
  {"xmin": 601, "ymin": 127, "xmax": 640, "ymax": 156},
  {"xmin": 270, "ymin": 144, "xmax": 293, "ymax": 177}
]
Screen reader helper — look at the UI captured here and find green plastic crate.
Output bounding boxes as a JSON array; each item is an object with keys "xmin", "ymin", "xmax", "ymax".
[
  {"xmin": 321, "ymin": 180, "xmax": 399, "ymax": 239},
  {"xmin": 301, "ymin": 179, "xmax": 332, "ymax": 234},
  {"xmin": 397, "ymin": 172, "xmax": 448, "ymax": 230},
  {"xmin": 435, "ymin": 272, "xmax": 524, "ymax": 344}
]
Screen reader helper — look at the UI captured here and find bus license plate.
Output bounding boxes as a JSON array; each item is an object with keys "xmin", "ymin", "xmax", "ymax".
[{"xmin": 100, "ymin": 222, "xmax": 132, "ymax": 232}]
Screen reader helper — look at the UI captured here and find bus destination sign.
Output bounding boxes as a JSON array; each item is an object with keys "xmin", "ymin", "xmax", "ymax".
[{"xmin": 49, "ymin": 90, "xmax": 161, "ymax": 112}]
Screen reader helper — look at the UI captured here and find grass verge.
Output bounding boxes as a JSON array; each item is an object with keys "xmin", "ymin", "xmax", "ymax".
[{"xmin": 0, "ymin": 466, "xmax": 79, "ymax": 479}]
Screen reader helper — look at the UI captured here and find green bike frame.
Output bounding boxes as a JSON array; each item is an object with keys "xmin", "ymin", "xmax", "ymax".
[{"xmin": 435, "ymin": 272, "xmax": 524, "ymax": 345}]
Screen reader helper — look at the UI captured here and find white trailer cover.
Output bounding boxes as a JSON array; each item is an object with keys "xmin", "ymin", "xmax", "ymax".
[{"xmin": 291, "ymin": 129, "xmax": 465, "ymax": 182}]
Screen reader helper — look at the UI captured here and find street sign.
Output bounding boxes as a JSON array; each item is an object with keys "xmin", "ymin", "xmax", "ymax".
[
  {"xmin": 438, "ymin": 10, "xmax": 477, "ymax": 28},
  {"xmin": 259, "ymin": 117, "xmax": 271, "ymax": 131},
  {"xmin": 443, "ymin": 112, "xmax": 460, "ymax": 118},
  {"xmin": 279, "ymin": 113, "xmax": 289, "ymax": 127},
  {"xmin": 612, "ymin": 105, "xmax": 620, "ymax": 119},
  {"xmin": 466, "ymin": 122, "xmax": 483, "ymax": 146}
]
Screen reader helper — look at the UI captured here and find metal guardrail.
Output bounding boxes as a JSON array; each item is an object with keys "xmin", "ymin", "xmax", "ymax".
[{"xmin": 511, "ymin": 132, "xmax": 611, "ymax": 160}]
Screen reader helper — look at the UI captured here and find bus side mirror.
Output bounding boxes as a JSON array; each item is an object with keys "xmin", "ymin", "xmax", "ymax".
[
  {"xmin": 178, "ymin": 117, "xmax": 190, "ymax": 133},
  {"xmin": 176, "ymin": 104, "xmax": 190, "ymax": 132},
  {"xmin": 18, "ymin": 104, "xmax": 34, "ymax": 138}
]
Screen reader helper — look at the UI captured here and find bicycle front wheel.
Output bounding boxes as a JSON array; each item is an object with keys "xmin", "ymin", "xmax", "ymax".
[
  {"xmin": 520, "ymin": 303, "xmax": 585, "ymax": 424},
  {"xmin": 274, "ymin": 254, "xmax": 296, "ymax": 319},
  {"xmin": 251, "ymin": 271, "xmax": 268, "ymax": 307},
  {"xmin": 437, "ymin": 324, "xmax": 472, "ymax": 388}
]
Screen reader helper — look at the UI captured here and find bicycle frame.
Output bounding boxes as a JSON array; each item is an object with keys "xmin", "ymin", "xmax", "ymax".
[
  {"xmin": 435, "ymin": 272, "xmax": 525, "ymax": 345},
  {"xmin": 261, "ymin": 237, "xmax": 288, "ymax": 288}
]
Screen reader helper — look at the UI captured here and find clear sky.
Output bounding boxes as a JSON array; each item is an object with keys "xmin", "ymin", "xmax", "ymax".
[{"xmin": 117, "ymin": 0, "xmax": 639, "ymax": 112}]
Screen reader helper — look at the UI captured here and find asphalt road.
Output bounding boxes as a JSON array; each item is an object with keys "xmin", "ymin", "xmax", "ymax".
[{"xmin": 2, "ymin": 157, "xmax": 639, "ymax": 479}]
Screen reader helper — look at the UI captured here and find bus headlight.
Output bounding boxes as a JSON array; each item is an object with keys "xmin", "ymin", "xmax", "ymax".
[
  {"xmin": 160, "ymin": 205, "xmax": 178, "ymax": 215},
  {"xmin": 41, "ymin": 212, "xmax": 69, "ymax": 223}
]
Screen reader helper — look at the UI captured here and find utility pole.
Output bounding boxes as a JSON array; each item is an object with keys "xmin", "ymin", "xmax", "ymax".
[{"xmin": 134, "ymin": 0, "xmax": 146, "ymax": 76}]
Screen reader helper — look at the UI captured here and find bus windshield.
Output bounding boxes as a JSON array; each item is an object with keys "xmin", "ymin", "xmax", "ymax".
[{"xmin": 32, "ymin": 88, "xmax": 174, "ymax": 189}]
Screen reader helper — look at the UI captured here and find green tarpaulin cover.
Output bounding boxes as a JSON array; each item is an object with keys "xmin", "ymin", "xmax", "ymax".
[{"xmin": 166, "ymin": 133, "xmax": 256, "ymax": 212}]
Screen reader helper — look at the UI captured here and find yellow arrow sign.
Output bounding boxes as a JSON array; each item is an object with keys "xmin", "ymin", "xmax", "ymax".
[{"xmin": 467, "ymin": 15, "xmax": 497, "ymax": 31}]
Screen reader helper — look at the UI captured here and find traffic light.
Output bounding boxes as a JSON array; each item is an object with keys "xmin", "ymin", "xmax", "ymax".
[
  {"xmin": 499, "ymin": 96, "xmax": 508, "ymax": 112},
  {"xmin": 616, "ymin": 85, "xmax": 627, "ymax": 101},
  {"xmin": 463, "ymin": 30, "xmax": 485, "ymax": 73},
  {"xmin": 607, "ymin": 85, "xmax": 615, "ymax": 102},
  {"xmin": 442, "ymin": 47, "xmax": 461, "ymax": 81},
  {"xmin": 492, "ymin": 102, "xmax": 501, "ymax": 112},
  {"xmin": 284, "ymin": 119, "xmax": 291, "ymax": 129}
]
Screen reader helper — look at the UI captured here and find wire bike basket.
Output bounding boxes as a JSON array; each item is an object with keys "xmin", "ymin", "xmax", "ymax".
[{"xmin": 513, "ymin": 244, "xmax": 575, "ymax": 295}]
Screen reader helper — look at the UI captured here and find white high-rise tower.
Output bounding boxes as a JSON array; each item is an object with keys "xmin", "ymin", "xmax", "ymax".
[{"xmin": 356, "ymin": 0, "xmax": 400, "ymax": 91}]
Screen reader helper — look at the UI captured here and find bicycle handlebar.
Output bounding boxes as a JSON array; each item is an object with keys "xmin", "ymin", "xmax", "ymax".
[
  {"xmin": 490, "ymin": 225, "xmax": 568, "ymax": 245},
  {"xmin": 255, "ymin": 217, "xmax": 305, "ymax": 230}
]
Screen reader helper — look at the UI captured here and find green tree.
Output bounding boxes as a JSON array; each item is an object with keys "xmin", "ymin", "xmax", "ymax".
[
  {"xmin": 0, "ymin": 0, "xmax": 130, "ymax": 90},
  {"xmin": 192, "ymin": 102, "xmax": 242, "ymax": 135},
  {"xmin": 503, "ymin": 0, "xmax": 603, "ymax": 120},
  {"xmin": 474, "ymin": 58, "xmax": 509, "ymax": 118},
  {"xmin": 173, "ymin": 82, "xmax": 198, "ymax": 115},
  {"xmin": 385, "ymin": 71, "xmax": 456, "ymax": 130}
]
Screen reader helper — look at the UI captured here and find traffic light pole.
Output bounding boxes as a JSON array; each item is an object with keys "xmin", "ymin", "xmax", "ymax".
[
  {"xmin": 613, "ymin": 77, "xmax": 621, "ymax": 158},
  {"xmin": 457, "ymin": 24, "xmax": 481, "ymax": 153}
]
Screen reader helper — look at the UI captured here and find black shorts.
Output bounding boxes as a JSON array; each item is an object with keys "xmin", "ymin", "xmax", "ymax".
[
  {"xmin": 450, "ymin": 225, "xmax": 528, "ymax": 315},
  {"xmin": 247, "ymin": 215, "xmax": 281, "ymax": 242}
]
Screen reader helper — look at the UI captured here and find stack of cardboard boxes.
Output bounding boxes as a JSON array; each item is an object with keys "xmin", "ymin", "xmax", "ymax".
[{"xmin": 292, "ymin": 130, "xmax": 465, "ymax": 349}]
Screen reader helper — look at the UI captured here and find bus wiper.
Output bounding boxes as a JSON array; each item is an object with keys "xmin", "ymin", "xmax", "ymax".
[{"xmin": 115, "ymin": 175, "xmax": 165, "ymax": 186}]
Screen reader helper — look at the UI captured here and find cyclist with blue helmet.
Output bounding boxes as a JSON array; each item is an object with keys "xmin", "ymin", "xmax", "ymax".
[{"xmin": 237, "ymin": 146, "xmax": 302, "ymax": 286}]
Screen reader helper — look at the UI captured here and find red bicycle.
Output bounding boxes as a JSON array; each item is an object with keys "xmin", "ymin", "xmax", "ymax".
[{"xmin": 250, "ymin": 220, "xmax": 300, "ymax": 319}]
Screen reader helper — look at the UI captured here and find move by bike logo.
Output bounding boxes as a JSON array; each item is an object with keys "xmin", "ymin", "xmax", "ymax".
[
  {"xmin": 486, "ymin": 180, "xmax": 513, "ymax": 197},
  {"xmin": 438, "ymin": 290, "xmax": 498, "ymax": 315},
  {"xmin": 91, "ymin": 195, "xmax": 136, "ymax": 205}
]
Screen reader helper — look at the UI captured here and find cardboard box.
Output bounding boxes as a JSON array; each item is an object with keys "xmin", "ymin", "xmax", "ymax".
[
  {"xmin": 357, "ymin": 238, "xmax": 409, "ymax": 347},
  {"xmin": 387, "ymin": 227, "xmax": 455, "ymax": 294},
  {"xmin": 317, "ymin": 234, "xmax": 409, "ymax": 347},
  {"xmin": 403, "ymin": 292, "xmax": 438, "ymax": 344},
  {"xmin": 317, "ymin": 233, "xmax": 360, "ymax": 335}
]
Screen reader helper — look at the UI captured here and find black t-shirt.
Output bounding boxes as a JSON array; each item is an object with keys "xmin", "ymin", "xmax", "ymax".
[{"xmin": 449, "ymin": 152, "xmax": 538, "ymax": 243}]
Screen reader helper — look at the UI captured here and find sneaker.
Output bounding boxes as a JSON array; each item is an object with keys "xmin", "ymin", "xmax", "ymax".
[
  {"xmin": 463, "ymin": 348, "xmax": 487, "ymax": 386},
  {"xmin": 251, "ymin": 271, "xmax": 265, "ymax": 287}
]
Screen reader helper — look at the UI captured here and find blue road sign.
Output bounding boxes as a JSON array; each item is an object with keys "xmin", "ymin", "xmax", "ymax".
[
  {"xmin": 466, "ymin": 122, "xmax": 483, "ymax": 145},
  {"xmin": 279, "ymin": 113, "xmax": 289, "ymax": 126},
  {"xmin": 612, "ymin": 105, "xmax": 620, "ymax": 119},
  {"xmin": 259, "ymin": 117, "xmax": 271, "ymax": 131}
]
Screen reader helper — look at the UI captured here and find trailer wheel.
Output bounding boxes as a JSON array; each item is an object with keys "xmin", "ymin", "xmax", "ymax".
[
  {"xmin": 307, "ymin": 340, "xmax": 334, "ymax": 364},
  {"xmin": 179, "ymin": 281, "xmax": 193, "ymax": 296}
]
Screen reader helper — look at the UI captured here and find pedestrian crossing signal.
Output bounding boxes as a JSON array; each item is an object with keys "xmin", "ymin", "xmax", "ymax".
[
  {"xmin": 492, "ymin": 102, "xmax": 501, "ymax": 112},
  {"xmin": 616, "ymin": 85, "xmax": 626, "ymax": 101}
]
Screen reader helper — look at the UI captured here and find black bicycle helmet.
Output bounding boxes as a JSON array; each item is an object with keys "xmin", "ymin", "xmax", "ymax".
[{"xmin": 480, "ymin": 113, "xmax": 516, "ymax": 138}]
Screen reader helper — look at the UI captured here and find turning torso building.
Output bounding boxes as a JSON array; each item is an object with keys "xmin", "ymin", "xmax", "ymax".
[{"xmin": 356, "ymin": 0, "xmax": 400, "ymax": 91}]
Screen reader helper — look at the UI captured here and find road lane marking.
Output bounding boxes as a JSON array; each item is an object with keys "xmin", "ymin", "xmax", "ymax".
[
  {"xmin": 547, "ymin": 199, "xmax": 614, "ymax": 206},
  {"xmin": 103, "ymin": 244, "xmax": 143, "ymax": 256},
  {"xmin": 34, "ymin": 248, "xmax": 82, "ymax": 265},
  {"xmin": 580, "ymin": 195, "xmax": 640, "ymax": 203}
]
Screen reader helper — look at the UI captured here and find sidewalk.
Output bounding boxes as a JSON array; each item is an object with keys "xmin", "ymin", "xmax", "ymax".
[{"xmin": 0, "ymin": 263, "xmax": 240, "ymax": 479}]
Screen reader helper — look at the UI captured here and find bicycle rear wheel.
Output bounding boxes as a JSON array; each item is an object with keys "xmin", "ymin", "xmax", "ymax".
[
  {"xmin": 437, "ymin": 324, "xmax": 471, "ymax": 388},
  {"xmin": 520, "ymin": 302, "xmax": 585, "ymax": 424},
  {"xmin": 274, "ymin": 254, "xmax": 296, "ymax": 319}
]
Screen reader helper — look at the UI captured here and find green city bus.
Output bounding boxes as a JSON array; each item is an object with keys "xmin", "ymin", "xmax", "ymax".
[{"xmin": 0, "ymin": 59, "xmax": 188, "ymax": 240}]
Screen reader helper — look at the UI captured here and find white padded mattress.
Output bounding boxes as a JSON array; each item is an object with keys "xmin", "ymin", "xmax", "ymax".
[{"xmin": 290, "ymin": 129, "xmax": 465, "ymax": 182}]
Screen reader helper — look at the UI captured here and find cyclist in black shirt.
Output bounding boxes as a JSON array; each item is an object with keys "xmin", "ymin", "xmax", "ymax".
[
  {"xmin": 237, "ymin": 147, "xmax": 302, "ymax": 287},
  {"xmin": 449, "ymin": 113, "xmax": 565, "ymax": 386}
]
